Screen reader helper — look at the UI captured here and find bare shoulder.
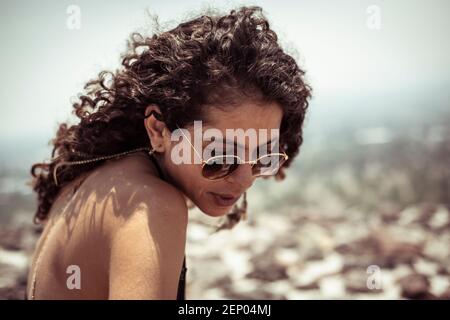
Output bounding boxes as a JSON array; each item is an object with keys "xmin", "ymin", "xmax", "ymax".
[
  {"xmin": 86, "ymin": 152, "xmax": 188, "ymax": 299},
  {"xmin": 34, "ymin": 152, "xmax": 187, "ymax": 299},
  {"xmin": 90, "ymin": 152, "xmax": 189, "ymax": 233}
]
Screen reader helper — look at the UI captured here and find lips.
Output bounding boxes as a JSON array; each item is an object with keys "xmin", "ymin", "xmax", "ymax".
[{"xmin": 209, "ymin": 192, "xmax": 240, "ymax": 207}]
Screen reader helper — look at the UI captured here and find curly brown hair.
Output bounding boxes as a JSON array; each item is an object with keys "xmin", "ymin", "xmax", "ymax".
[{"xmin": 29, "ymin": 6, "xmax": 312, "ymax": 225}]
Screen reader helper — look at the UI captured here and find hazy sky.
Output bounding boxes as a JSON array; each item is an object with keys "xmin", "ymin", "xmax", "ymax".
[{"xmin": 1, "ymin": 0, "xmax": 449, "ymax": 158}]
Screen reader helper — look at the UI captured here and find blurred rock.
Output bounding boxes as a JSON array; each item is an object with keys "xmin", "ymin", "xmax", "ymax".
[
  {"xmin": 247, "ymin": 247, "xmax": 289, "ymax": 282},
  {"xmin": 345, "ymin": 269, "xmax": 379, "ymax": 294},
  {"xmin": 0, "ymin": 228, "xmax": 24, "ymax": 251},
  {"xmin": 398, "ymin": 274, "xmax": 435, "ymax": 299},
  {"xmin": 426, "ymin": 205, "xmax": 450, "ymax": 231},
  {"xmin": 288, "ymin": 253, "xmax": 342, "ymax": 287},
  {"xmin": 319, "ymin": 275, "xmax": 346, "ymax": 298}
]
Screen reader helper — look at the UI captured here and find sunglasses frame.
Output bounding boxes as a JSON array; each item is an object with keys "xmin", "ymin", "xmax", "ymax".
[{"xmin": 145, "ymin": 110, "xmax": 289, "ymax": 180}]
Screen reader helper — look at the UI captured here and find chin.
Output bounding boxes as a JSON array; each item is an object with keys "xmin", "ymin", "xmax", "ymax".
[
  {"xmin": 193, "ymin": 196, "xmax": 234, "ymax": 217},
  {"xmin": 197, "ymin": 202, "xmax": 231, "ymax": 217}
]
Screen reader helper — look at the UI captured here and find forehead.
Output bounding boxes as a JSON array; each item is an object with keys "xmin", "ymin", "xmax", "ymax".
[
  {"xmin": 203, "ymin": 100, "xmax": 283, "ymax": 133},
  {"xmin": 193, "ymin": 101, "xmax": 283, "ymax": 153}
]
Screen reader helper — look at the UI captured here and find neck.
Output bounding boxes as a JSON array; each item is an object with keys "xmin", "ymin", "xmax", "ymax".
[
  {"xmin": 150, "ymin": 152, "xmax": 175, "ymax": 186},
  {"xmin": 151, "ymin": 152, "xmax": 193, "ymax": 208}
]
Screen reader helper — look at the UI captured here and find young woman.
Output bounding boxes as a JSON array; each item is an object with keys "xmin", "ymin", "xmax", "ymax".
[{"xmin": 26, "ymin": 6, "xmax": 312, "ymax": 299}]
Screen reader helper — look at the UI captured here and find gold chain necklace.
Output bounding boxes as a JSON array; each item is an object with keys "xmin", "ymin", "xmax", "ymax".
[{"xmin": 53, "ymin": 147, "xmax": 153, "ymax": 186}]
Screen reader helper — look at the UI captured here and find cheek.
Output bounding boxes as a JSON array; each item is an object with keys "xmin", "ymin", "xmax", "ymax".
[
  {"xmin": 183, "ymin": 163, "xmax": 203, "ymax": 181},
  {"xmin": 165, "ymin": 161, "xmax": 231, "ymax": 216},
  {"xmin": 177, "ymin": 165, "xmax": 220, "ymax": 208},
  {"xmin": 171, "ymin": 163, "xmax": 205, "ymax": 192}
]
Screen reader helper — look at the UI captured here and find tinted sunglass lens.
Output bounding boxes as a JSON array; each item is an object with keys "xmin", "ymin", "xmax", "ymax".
[
  {"xmin": 253, "ymin": 154, "xmax": 286, "ymax": 176},
  {"xmin": 202, "ymin": 156, "xmax": 239, "ymax": 179}
]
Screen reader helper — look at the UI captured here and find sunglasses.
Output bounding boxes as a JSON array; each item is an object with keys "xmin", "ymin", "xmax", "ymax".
[{"xmin": 145, "ymin": 110, "xmax": 288, "ymax": 180}]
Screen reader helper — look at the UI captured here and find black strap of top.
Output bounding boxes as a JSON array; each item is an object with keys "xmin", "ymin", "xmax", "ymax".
[{"xmin": 148, "ymin": 152, "xmax": 187, "ymax": 300}]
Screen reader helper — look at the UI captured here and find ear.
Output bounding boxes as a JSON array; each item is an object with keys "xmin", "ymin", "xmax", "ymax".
[{"xmin": 144, "ymin": 104, "xmax": 168, "ymax": 152}]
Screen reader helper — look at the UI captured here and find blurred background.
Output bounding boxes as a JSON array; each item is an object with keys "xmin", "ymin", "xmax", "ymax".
[{"xmin": 0, "ymin": 0, "xmax": 449, "ymax": 299}]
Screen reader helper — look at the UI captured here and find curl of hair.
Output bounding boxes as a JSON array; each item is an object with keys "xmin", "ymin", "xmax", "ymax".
[{"xmin": 29, "ymin": 6, "xmax": 312, "ymax": 227}]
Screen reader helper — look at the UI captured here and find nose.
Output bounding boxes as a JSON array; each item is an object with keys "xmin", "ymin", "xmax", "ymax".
[{"xmin": 225, "ymin": 163, "xmax": 255, "ymax": 190}]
